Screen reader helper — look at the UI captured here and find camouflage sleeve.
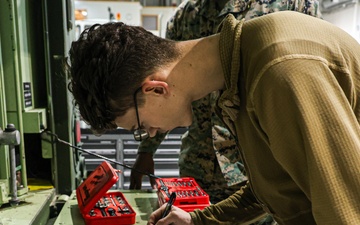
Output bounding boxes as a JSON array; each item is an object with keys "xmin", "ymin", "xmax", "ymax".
[
  {"xmin": 165, "ymin": 10, "xmax": 177, "ymax": 40},
  {"xmin": 294, "ymin": 0, "xmax": 322, "ymax": 18},
  {"xmin": 244, "ymin": 0, "xmax": 322, "ymax": 20},
  {"xmin": 165, "ymin": 0, "xmax": 201, "ymax": 41},
  {"xmin": 165, "ymin": 0, "xmax": 188, "ymax": 40},
  {"xmin": 137, "ymin": 132, "xmax": 167, "ymax": 155}
]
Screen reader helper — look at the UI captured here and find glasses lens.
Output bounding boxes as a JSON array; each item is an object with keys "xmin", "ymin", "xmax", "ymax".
[{"xmin": 133, "ymin": 128, "xmax": 149, "ymax": 141}]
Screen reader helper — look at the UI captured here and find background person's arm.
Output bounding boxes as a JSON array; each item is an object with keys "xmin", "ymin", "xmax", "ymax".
[{"xmin": 130, "ymin": 132, "xmax": 167, "ymax": 189}]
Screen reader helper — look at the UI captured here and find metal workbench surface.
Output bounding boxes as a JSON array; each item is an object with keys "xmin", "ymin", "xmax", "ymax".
[
  {"xmin": 0, "ymin": 188, "xmax": 56, "ymax": 225},
  {"xmin": 54, "ymin": 189, "xmax": 159, "ymax": 225}
]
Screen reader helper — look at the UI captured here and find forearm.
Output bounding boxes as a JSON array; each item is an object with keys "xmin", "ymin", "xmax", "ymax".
[{"xmin": 190, "ymin": 184, "xmax": 266, "ymax": 225}]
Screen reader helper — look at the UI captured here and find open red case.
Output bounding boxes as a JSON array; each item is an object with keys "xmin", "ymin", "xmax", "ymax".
[
  {"xmin": 156, "ymin": 177, "xmax": 210, "ymax": 212},
  {"xmin": 76, "ymin": 161, "xmax": 136, "ymax": 225}
]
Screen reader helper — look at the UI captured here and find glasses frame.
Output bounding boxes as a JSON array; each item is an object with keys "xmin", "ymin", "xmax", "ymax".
[{"xmin": 133, "ymin": 87, "xmax": 149, "ymax": 141}]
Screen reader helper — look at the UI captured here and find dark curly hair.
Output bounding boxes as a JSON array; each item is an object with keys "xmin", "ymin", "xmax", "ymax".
[{"xmin": 67, "ymin": 22, "xmax": 180, "ymax": 134}]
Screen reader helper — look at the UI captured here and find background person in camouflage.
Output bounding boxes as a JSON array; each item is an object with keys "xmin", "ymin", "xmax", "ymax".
[
  {"xmin": 130, "ymin": 0, "xmax": 249, "ymax": 205},
  {"xmin": 130, "ymin": 0, "xmax": 322, "ymax": 207}
]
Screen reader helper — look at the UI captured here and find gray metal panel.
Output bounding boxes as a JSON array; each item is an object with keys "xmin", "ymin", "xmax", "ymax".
[{"xmin": 80, "ymin": 128, "xmax": 185, "ymax": 190}]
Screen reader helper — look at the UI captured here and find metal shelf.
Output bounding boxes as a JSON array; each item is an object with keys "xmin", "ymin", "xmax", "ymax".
[{"xmin": 80, "ymin": 128, "xmax": 185, "ymax": 190}]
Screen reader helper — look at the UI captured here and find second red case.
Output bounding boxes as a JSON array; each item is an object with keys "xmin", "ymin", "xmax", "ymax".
[{"xmin": 156, "ymin": 177, "xmax": 211, "ymax": 212}]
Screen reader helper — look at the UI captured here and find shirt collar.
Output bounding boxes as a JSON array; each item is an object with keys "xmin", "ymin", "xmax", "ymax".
[{"xmin": 216, "ymin": 14, "xmax": 245, "ymax": 136}]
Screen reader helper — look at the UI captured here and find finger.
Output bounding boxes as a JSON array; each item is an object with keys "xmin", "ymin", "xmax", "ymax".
[
  {"xmin": 155, "ymin": 213, "xmax": 173, "ymax": 225},
  {"xmin": 129, "ymin": 176, "xmax": 136, "ymax": 189},
  {"xmin": 132, "ymin": 181, "xmax": 141, "ymax": 190},
  {"xmin": 129, "ymin": 184, "xmax": 134, "ymax": 189},
  {"xmin": 150, "ymin": 177, "xmax": 157, "ymax": 189},
  {"xmin": 129, "ymin": 178, "xmax": 142, "ymax": 190},
  {"xmin": 148, "ymin": 204, "xmax": 167, "ymax": 225}
]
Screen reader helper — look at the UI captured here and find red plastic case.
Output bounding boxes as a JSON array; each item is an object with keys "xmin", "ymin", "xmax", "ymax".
[
  {"xmin": 76, "ymin": 161, "xmax": 136, "ymax": 225},
  {"xmin": 156, "ymin": 177, "xmax": 210, "ymax": 212}
]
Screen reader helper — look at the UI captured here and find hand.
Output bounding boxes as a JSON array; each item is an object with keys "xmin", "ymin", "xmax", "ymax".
[
  {"xmin": 147, "ymin": 204, "xmax": 194, "ymax": 225},
  {"xmin": 129, "ymin": 152, "xmax": 156, "ymax": 189}
]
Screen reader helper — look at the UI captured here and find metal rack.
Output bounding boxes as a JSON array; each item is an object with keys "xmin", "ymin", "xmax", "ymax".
[{"xmin": 80, "ymin": 128, "xmax": 185, "ymax": 189}]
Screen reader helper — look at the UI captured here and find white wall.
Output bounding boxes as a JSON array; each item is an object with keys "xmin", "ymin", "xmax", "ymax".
[
  {"xmin": 74, "ymin": 1, "xmax": 142, "ymax": 26},
  {"xmin": 141, "ymin": 6, "xmax": 177, "ymax": 37},
  {"xmin": 74, "ymin": 1, "xmax": 176, "ymax": 38},
  {"xmin": 322, "ymin": 1, "xmax": 360, "ymax": 43}
]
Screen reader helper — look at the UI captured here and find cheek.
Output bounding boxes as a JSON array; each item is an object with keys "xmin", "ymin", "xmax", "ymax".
[
  {"xmin": 182, "ymin": 109, "xmax": 193, "ymax": 126},
  {"xmin": 169, "ymin": 106, "xmax": 193, "ymax": 127},
  {"xmin": 114, "ymin": 111, "xmax": 136, "ymax": 131},
  {"xmin": 147, "ymin": 102, "xmax": 192, "ymax": 128}
]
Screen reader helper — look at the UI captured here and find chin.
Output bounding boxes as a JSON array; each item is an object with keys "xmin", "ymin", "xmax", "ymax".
[{"xmin": 183, "ymin": 119, "xmax": 192, "ymax": 127}]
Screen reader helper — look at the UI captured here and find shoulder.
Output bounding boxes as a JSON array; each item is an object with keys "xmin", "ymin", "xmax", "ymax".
[
  {"xmin": 171, "ymin": 0, "xmax": 199, "ymax": 20},
  {"xmin": 166, "ymin": 0, "xmax": 199, "ymax": 39}
]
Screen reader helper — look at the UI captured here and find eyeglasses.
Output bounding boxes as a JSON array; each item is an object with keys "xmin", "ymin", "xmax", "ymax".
[{"xmin": 133, "ymin": 87, "xmax": 149, "ymax": 141}]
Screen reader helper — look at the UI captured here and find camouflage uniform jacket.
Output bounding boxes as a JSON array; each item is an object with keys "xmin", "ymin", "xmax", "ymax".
[
  {"xmin": 138, "ymin": 0, "xmax": 322, "ymax": 203},
  {"xmin": 138, "ymin": 0, "xmax": 248, "ymax": 201}
]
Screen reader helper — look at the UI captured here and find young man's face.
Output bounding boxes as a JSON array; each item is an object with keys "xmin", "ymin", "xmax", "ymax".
[{"xmin": 114, "ymin": 90, "xmax": 193, "ymax": 138}]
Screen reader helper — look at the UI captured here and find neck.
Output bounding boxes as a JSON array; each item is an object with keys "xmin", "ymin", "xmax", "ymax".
[{"xmin": 171, "ymin": 34, "xmax": 224, "ymax": 102}]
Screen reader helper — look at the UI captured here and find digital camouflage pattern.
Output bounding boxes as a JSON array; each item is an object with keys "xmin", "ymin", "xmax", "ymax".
[{"xmin": 138, "ymin": 0, "xmax": 322, "ymax": 207}]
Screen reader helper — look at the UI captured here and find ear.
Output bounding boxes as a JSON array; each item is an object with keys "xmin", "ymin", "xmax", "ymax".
[{"xmin": 142, "ymin": 80, "xmax": 170, "ymax": 97}]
